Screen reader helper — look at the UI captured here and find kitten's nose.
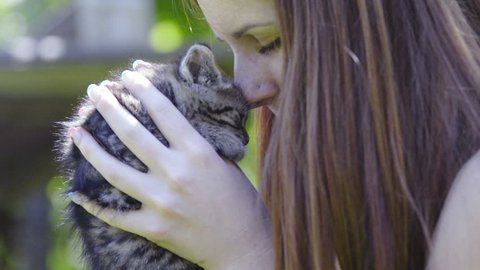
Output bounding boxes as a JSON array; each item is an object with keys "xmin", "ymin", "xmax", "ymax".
[{"xmin": 241, "ymin": 131, "xmax": 249, "ymax": 145}]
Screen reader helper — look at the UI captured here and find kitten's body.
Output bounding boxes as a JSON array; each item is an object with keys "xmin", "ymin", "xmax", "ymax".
[{"xmin": 56, "ymin": 45, "xmax": 249, "ymax": 270}]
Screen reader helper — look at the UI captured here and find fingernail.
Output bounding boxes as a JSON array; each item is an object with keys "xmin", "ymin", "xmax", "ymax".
[
  {"xmin": 67, "ymin": 192, "xmax": 80, "ymax": 203},
  {"xmin": 68, "ymin": 127, "xmax": 81, "ymax": 143},
  {"xmin": 121, "ymin": 70, "xmax": 134, "ymax": 82},
  {"xmin": 99, "ymin": 80, "xmax": 111, "ymax": 87},
  {"xmin": 87, "ymin": 84, "xmax": 102, "ymax": 103},
  {"xmin": 132, "ymin": 60, "xmax": 144, "ymax": 70}
]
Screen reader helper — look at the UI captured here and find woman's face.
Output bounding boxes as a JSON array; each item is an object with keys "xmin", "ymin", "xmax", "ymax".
[{"xmin": 197, "ymin": 0, "xmax": 283, "ymax": 111}]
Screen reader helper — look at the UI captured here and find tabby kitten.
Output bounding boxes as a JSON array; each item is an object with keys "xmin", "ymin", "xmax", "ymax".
[{"xmin": 56, "ymin": 44, "xmax": 249, "ymax": 270}]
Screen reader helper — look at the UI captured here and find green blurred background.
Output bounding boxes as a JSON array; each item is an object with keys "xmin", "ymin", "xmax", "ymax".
[{"xmin": 0, "ymin": 0, "xmax": 257, "ymax": 269}]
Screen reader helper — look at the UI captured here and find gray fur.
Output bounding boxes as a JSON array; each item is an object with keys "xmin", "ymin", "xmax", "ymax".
[{"xmin": 55, "ymin": 44, "xmax": 249, "ymax": 270}]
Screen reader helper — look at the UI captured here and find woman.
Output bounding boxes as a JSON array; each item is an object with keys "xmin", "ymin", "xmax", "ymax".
[{"xmin": 68, "ymin": 0, "xmax": 480, "ymax": 269}]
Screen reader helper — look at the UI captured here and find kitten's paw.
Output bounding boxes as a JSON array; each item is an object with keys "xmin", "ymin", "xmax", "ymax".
[{"xmin": 216, "ymin": 142, "xmax": 245, "ymax": 161}]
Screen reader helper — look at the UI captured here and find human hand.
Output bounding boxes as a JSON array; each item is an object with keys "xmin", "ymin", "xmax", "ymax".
[{"xmin": 67, "ymin": 68, "xmax": 273, "ymax": 270}]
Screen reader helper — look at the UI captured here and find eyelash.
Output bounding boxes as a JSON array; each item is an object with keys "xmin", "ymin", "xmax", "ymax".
[{"xmin": 258, "ymin": 38, "xmax": 281, "ymax": 54}]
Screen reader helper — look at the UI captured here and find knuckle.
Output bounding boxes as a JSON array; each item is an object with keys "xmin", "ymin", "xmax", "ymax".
[
  {"xmin": 170, "ymin": 175, "xmax": 193, "ymax": 194},
  {"xmin": 150, "ymin": 98, "xmax": 171, "ymax": 116},
  {"xmin": 123, "ymin": 125, "xmax": 141, "ymax": 141},
  {"xmin": 78, "ymin": 141, "xmax": 93, "ymax": 159},
  {"xmin": 129, "ymin": 79, "xmax": 143, "ymax": 91},
  {"xmin": 153, "ymin": 195, "xmax": 180, "ymax": 216},
  {"xmin": 103, "ymin": 169, "xmax": 121, "ymax": 184},
  {"xmin": 189, "ymin": 144, "xmax": 214, "ymax": 163},
  {"xmin": 168, "ymin": 171, "xmax": 187, "ymax": 185},
  {"xmin": 98, "ymin": 208, "xmax": 118, "ymax": 224},
  {"xmin": 147, "ymin": 145, "xmax": 162, "ymax": 158},
  {"xmin": 95, "ymin": 96, "xmax": 114, "ymax": 113},
  {"xmin": 130, "ymin": 75, "xmax": 150, "ymax": 91},
  {"xmin": 146, "ymin": 222, "xmax": 171, "ymax": 241}
]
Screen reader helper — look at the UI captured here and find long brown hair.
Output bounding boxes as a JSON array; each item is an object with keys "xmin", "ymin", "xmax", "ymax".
[
  {"xmin": 262, "ymin": 0, "xmax": 480, "ymax": 269},
  {"xmin": 185, "ymin": 0, "xmax": 480, "ymax": 269}
]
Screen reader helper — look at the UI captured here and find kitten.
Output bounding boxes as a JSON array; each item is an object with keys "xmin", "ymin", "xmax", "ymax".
[{"xmin": 55, "ymin": 44, "xmax": 249, "ymax": 270}]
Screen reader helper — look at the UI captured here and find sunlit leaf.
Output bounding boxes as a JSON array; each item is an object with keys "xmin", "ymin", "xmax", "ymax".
[{"xmin": 150, "ymin": 20, "xmax": 184, "ymax": 53}]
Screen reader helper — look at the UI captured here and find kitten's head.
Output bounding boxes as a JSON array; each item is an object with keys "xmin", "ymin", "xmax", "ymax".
[
  {"xmin": 177, "ymin": 44, "xmax": 249, "ymax": 161},
  {"xmin": 137, "ymin": 44, "xmax": 250, "ymax": 161}
]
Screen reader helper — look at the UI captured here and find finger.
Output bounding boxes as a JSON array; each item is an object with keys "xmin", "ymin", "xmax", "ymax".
[
  {"xmin": 121, "ymin": 70, "xmax": 203, "ymax": 149},
  {"xmin": 86, "ymin": 84, "xmax": 171, "ymax": 170},
  {"xmin": 132, "ymin": 59, "xmax": 153, "ymax": 70},
  {"xmin": 69, "ymin": 127, "xmax": 161, "ymax": 202},
  {"xmin": 68, "ymin": 192, "xmax": 168, "ymax": 243}
]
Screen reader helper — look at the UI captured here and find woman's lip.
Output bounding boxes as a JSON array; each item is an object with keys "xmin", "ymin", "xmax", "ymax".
[{"xmin": 242, "ymin": 80, "xmax": 280, "ymax": 109}]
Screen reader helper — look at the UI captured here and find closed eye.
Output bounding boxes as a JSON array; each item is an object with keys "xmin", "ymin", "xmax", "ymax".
[{"xmin": 259, "ymin": 38, "xmax": 281, "ymax": 54}]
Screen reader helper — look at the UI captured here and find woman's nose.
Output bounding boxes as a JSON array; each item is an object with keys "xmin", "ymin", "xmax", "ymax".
[{"xmin": 234, "ymin": 54, "xmax": 279, "ymax": 107}]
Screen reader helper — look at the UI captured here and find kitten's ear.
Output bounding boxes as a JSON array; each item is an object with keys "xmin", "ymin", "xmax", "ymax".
[{"xmin": 179, "ymin": 44, "xmax": 221, "ymax": 85}]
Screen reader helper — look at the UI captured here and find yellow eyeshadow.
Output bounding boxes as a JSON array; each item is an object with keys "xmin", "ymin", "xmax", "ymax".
[{"xmin": 244, "ymin": 25, "xmax": 279, "ymax": 46}]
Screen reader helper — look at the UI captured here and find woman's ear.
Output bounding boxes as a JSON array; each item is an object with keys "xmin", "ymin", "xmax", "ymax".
[{"xmin": 179, "ymin": 44, "xmax": 222, "ymax": 84}]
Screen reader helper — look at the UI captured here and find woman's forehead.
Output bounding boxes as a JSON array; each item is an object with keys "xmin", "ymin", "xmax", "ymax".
[{"xmin": 196, "ymin": 0, "xmax": 277, "ymax": 37}]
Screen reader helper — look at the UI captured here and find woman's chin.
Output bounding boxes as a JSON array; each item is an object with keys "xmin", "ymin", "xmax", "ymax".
[
  {"xmin": 267, "ymin": 104, "xmax": 278, "ymax": 115},
  {"xmin": 249, "ymin": 96, "xmax": 278, "ymax": 114}
]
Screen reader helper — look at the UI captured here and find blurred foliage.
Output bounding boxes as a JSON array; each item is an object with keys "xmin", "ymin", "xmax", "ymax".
[
  {"xmin": 0, "ymin": 0, "xmax": 215, "ymax": 54},
  {"xmin": 149, "ymin": 1, "xmax": 221, "ymax": 54},
  {"xmin": 47, "ymin": 177, "xmax": 83, "ymax": 270},
  {"xmin": 154, "ymin": 0, "xmax": 209, "ymax": 39},
  {"xmin": 150, "ymin": 20, "xmax": 185, "ymax": 53},
  {"xmin": 0, "ymin": 0, "xmax": 70, "ymax": 46}
]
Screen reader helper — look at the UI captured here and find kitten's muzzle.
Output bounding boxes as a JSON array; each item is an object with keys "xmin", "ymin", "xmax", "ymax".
[{"xmin": 241, "ymin": 131, "xmax": 249, "ymax": 145}]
